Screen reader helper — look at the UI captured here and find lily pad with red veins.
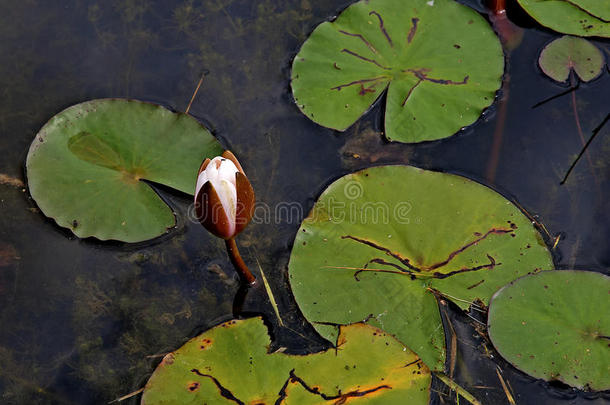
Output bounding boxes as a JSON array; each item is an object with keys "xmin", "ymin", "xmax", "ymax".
[
  {"xmin": 288, "ymin": 165, "xmax": 554, "ymax": 371},
  {"xmin": 141, "ymin": 317, "xmax": 431, "ymax": 405},
  {"xmin": 26, "ymin": 99, "xmax": 223, "ymax": 242},
  {"xmin": 291, "ymin": 0, "xmax": 504, "ymax": 143}
]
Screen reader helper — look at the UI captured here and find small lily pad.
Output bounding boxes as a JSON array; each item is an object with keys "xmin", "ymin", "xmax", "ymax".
[
  {"xmin": 288, "ymin": 165, "xmax": 553, "ymax": 371},
  {"xmin": 26, "ymin": 99, "xmax": 223, "ymax": 242},
  {"xmin": 291, "ymin": 0, "xmax": 504, "ymax": 143},
  {"xmin": 488, "ymin": 270, "xmax": 610, "ymax": 391},
  {"xmin": 516, "ymin": 0, "xmax": 610, "ymax": 37},
  {"xmin": 141, "ymin": 317, "xmax": 431, "ymax": 404},
  {"xmin": 539, "ymin": 36, "xmax": 605, "ymax": 83}
]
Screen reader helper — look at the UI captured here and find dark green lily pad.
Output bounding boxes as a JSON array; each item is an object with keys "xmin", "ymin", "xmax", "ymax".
[
  {"xmin": 291, "ymin": 0, "xmax": 504, "ymax": 143},
  {"xmin": 488, "ymin": 270, "xmax": 610, "ymax": 391},
  {"xmin": 288, "ymin": 165, "xmax": 553, "ymax": 371},
  {"xmin": 539, "ymin": 36, "xmax": 605, "ymax": 83},
  {"xmin": 141, "ymin": 317, "xmax": 431, "ymax": 404},
  {"xmin": 516, "ymin": 0, "xmax": 610, "ymax": 37},
  {"xmin": 26, "ymin": 99, "xmax": 223, "ymax": 242}
]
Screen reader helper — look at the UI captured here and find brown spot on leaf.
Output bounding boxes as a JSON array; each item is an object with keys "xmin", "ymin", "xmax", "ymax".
[{"xmin": 200, "ymin": 338, "xmax": 213, "ymax": 349}]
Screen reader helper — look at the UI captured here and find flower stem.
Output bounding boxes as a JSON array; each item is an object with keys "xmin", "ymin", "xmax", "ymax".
[{"xmin": 225, "ymin": 238, "xmax": 256, "ymax": 285}]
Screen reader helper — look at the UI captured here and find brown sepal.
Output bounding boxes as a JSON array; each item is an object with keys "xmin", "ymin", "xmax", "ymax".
[
  {"xmin": 222, "ymin": 150, "xmax": 246, "ymax": 176},
  {"xmin": 198, "ymin": 158, "xmax": 211, "ymax": 175},
  {"xmin": 195, "ymin": 181, "xmax": 233, "ymax": 239},
  {"xmin": 234, "ymin": 172, "xmax": 255, "ymax": 236}
]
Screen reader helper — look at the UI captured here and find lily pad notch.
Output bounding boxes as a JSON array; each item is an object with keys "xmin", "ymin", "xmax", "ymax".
[
  {"xmin": 538, "ymin": 35, "xmax": 606, "ymax": 83},
  {"xmin": 291, "ymin": 0, "xmax": 504, "ymax": 143},
  {"xmin": 26, "ymin": 99, "xmax": 223, "ymax": 243}
]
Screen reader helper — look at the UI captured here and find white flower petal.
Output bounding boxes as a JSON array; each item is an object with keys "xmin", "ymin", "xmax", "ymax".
[
  {"xmin": 217, "ymin": 159, "xmax": 239, "ymax": 186},
  {"xmin": 213, "ymin": 178, "xmax": 237, "ymax": 236}
]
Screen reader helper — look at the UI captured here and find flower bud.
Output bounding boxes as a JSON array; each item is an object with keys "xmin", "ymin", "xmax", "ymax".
[{"xmin": 194, "ymin": 151, "xmax": 255, "ymax": 239}]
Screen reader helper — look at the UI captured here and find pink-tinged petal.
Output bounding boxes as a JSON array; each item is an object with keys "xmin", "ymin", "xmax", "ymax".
[
  {"xmin": 195, "ymin": 181, "xmax": 234, "ymax": 239},
  {"xmin": 234, "ymin": 172, "xmax": 255, "ymax": 236}
]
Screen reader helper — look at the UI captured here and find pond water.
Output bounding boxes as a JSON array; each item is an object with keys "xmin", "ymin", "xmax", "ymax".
[{"xmin": 0, "ymin": 0, "xmax": 608, "ymax": 404}]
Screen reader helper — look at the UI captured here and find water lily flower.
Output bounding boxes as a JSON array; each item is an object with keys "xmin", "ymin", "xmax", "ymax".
[
  {"xmin": 195, "ymin": 151, "xmax": 256, "ymax": 285},
  {"xmin": 195, "ymin": 151, "xmax": 255, "ymax": 240}
]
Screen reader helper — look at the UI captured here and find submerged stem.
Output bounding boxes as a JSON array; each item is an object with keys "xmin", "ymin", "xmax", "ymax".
[{"xmin": 225, "ymin": 238, "xmax": 256, "ymax": 285}]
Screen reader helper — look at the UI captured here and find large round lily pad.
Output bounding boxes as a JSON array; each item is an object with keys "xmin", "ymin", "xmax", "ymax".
[
  {"xmin": 291, "ymin": 0, "xmax": 504, "ymax": 143},
  {"xmin": 539, "ymin": 36, "xmax": 605, "ymax": 83},
  {"xmin": 141, "ymin": 317, "xmax": 431, "ymax": 404},
  {"xmin": 488, "ymin": 270, "xmax": 610, "ymax": 391},
  {"xmin": 26, "ymin": 99, "xmax": 223, "ymax": 242},
  {"xmin": 288, "ymin": 165, "xmax": 553, "ymax": 371},
  {"xmin": 516, "ymin": 0, "xmax": 610, "ymax": 38}
]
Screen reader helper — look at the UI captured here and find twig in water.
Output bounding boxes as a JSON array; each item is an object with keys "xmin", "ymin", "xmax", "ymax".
[
  {"xmin": 253, "ymin": 252, "xmax": 284, "ymax": 327},
  {"xmin": 435, "ymin": 372, "xmax": 482, "ymax": 405},
  {"xmin": 532, "ymin": 83, "xmax": 579, "ymax": 109},
  {"xmin": 185, "ymin": 72, "xmax": 207, "ymax": 115},
  {"xmin": 560, "ymin": 113, "xmax": 609, "ymax": 185},
  {"xmin": 109, "ymin": 387, "xmax": 144, "ymax": 403},
  {"xmin": 495, "ymin": 366, "xmax": 516, "ymax": 405},
  {"xmin": 552, "ymin": 234, "xmax": 561, "ymax": 250},
  {"xmin": 145, "ymin": 352, "xmax": 169, "ymax": 359}
]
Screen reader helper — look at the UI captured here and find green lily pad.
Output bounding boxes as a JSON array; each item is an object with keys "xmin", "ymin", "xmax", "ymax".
[
  {"xmin": 288, "ymin": 165, "xmax": 553, "ymax": 371},
  {"xmin": 291, "ymin": 0, "xmax": 504, "ymax": 143},
  {"xmin": 516, "ymin": 0, "xmax": 610, "ymax": 37},
  {"xmin": 539, "ymin": 36, "xmax": 605, "ymax": 83},
  {"xmin": 568, "ymin": 0, "xmax": 610, "ymax": 22},
  {"xmin": 26, "ymin": 99, "xmax": 223, "ymax": 242},
  {"xmin": 488, "ymin": 270, "xmax": 610, "ymax": 391},
  {"xmin": 141, "ymin": 317, "xmax": 431, "ymax": 404}
]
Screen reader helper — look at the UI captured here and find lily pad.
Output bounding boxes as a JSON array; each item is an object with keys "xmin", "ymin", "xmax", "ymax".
[
  {"xmin": 488, "ymin": 270, "xmax": 610, "ymax": 391},
  {"xmin": 539, "ymin": 36, "xmax": 605, "ymax": 83},
  {"xmin": 288, "ymin": 165, "xmax": 553, "ymax": 371},
  {"xmin": 26, "ymin": 99, "xmax": 223, "ymax": 242},
  {"xmin": 291, "ymin": 0, "xmax": 504, "ymax": 143},
  {"xmin": 569, "ymin": 0, "xmax": 610, "ymax": 22},
  {"xmin": 141, "ymin": 317, "xmax": 431, "ymax": 404},
  {"xmin": 516, "ymin": 0, "xmax": 610, "ymax": 37}
]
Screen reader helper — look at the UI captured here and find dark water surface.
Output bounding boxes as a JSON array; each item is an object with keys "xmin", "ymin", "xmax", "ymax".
[{"xmin": 0, "ymin": 0, "xmax": 608, "ymax": 404}]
